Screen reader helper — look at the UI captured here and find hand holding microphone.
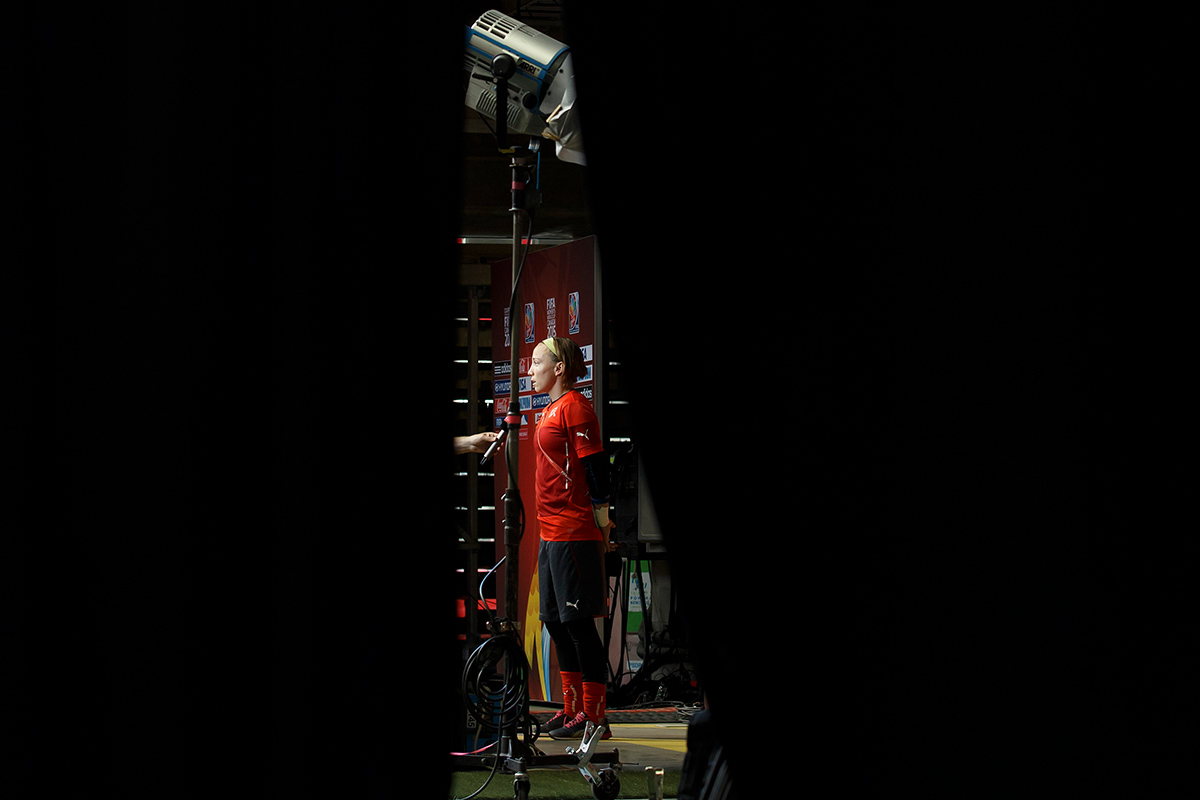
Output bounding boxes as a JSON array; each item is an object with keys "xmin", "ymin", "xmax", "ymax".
[
  {"xmin": 481, "ymin": 410, "xmax": 523, "ymax": 465},
  {"xmin": 479, "ymin": 427, "xmax": 507, "ymax": 465},
  {"xmin": 454, "ymin": 431, "xmax": 501, "ymax": 456}
]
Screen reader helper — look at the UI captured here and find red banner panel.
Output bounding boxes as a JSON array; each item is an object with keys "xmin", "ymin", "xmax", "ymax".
[{"xmin": 491, "ymin": 237, "xmax": 598, "ymax": 703}]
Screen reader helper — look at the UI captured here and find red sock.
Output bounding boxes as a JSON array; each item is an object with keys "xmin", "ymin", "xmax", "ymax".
[
  {"xmin": 582, "ymin": 680, "xmax": 607, "ymax": 723},
  {"xmin": 560, "ymin": 671, "xmax": 582, "ymax": 717}
]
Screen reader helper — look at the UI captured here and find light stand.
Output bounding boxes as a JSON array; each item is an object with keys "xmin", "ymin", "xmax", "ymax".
[
  {"xmin": 473, "ymin": 48, "xmax": 537, "ymax": 653},
  {"xmin": 455, "ymin": 51, "xmax": 621, "ymax": 800}
]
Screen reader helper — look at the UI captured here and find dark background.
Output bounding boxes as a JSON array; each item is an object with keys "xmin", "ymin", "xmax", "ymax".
[{"xmin": 8, "ymin": 2, "xmax": 1106, "ymax": 797}]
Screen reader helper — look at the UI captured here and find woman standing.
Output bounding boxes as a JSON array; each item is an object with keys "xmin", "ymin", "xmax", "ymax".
[{"xmin": 527, "ymin": 336, "xmax": 614, "ymax": 741}]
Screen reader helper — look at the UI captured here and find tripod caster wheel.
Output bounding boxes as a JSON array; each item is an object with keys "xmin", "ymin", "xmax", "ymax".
[
  {"xmin": 512, "ymin": 775, "xmax": 530, "ymax": 800},
  {"xmin": 590, "ymin": 768, "xmax": 620, "ymax": 800}
]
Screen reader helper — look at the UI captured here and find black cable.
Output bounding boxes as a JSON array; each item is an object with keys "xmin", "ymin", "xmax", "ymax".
[
  {"xmin": 454, "ymin": 558, "xmax": 537, "ymax": 800},
  {"xmin": 607, "ymin": 559, "xmax": 637, "ymax": 692},
  {"xmin": 503, "ymin": 206, "xmax": 535, "ymax": 343},
  {"xmin": 461, "ymin": 633, "xmax": 530, "ymax": 734},
  {"xmin": 476, "ymin": 557, "xmax": 505, "ymax": 634},
  {"xmin": 604, "ymin": 564, "xmax": 622, "ymax": 687},
  {"xmin": 451, "ymin": 745, "xmax": 503, "ymax": 800},
  {"xmin": 462, "ymin": 556, "xmax": 538, "ymax": 734},
  {"xmin": 609, "ymin": 557, "xmax": 665, "ymax": 708}
]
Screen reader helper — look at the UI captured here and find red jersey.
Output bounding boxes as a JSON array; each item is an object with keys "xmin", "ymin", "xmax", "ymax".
[{"xmin": 533, "ymin": 390, "xmax": 604, "ymax": 541}]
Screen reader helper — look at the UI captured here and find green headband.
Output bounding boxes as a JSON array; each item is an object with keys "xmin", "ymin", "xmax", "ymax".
[{"xmin": 541, "ymin": 337, "xmax": 560, "ymax": 358}]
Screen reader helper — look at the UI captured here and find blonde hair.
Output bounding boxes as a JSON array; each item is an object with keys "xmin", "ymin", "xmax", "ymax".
[{"xmin": 541, "ymin": 337, "xmax": 588, "ymax": 385}]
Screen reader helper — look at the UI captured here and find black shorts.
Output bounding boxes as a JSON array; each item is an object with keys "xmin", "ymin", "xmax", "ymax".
[{"xmin": 538, "ymin": 539, "xmax": 607, "ymax": 623}]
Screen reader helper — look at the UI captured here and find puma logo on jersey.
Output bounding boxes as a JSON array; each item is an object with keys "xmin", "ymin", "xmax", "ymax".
[
  {"xmin": 565, "ymin": 600, "xmax": 580, "ymax": 610},
  {"xmin": 575, "ymin": 431, "xmax": 591, "ymax": 441}
]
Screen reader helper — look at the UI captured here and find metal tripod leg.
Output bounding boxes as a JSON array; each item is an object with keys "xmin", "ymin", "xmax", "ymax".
[{"xmin": 565, "ymin": 721, "xmax": 621, "ymax": 798}]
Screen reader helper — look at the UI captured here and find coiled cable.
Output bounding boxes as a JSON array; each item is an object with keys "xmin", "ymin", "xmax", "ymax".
[
  {"xmin": 460, "ymin": 557, "xmax": 532, "ymax": 733},
  {"xmin": 460, "ymin": 633, "xmax": 530, "ymax": 733}
]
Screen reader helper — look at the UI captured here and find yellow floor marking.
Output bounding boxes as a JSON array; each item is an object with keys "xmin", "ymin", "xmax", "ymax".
[
  {"xmin": 619, "ymin": 743, "xmax": 686, "ymax": 753},
  {"xmin": 608, "ymin": 738, "xmax": 689, "ymax": 753}
]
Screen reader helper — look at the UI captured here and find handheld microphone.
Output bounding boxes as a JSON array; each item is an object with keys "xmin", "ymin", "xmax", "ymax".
[
  {"xmin": 479, "ymin": 427, "xmax": 507, "ymax": 465},
  {"xmin": 480, "ymin": 411, "xmax": 521, "ymax": 466}
]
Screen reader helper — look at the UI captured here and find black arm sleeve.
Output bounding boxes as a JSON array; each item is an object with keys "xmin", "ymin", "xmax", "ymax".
[{"xmin": 581, "ymin": 450, "xmax": 611, "ymax": 504}]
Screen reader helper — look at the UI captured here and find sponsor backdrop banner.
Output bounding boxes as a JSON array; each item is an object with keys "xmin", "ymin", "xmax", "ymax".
[{"xmin": 491, "ymin": 237, "xmax": 598, "ymax": 703}]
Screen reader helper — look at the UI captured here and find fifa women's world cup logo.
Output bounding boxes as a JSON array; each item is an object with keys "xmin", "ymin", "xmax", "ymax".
[
  {"xmin": 568, "ymin": 291, "xmax": 580, "ymax": 334},
  {"xmin": 523, "ymin": 302, "xmax": 535, "ymax": 344}
]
